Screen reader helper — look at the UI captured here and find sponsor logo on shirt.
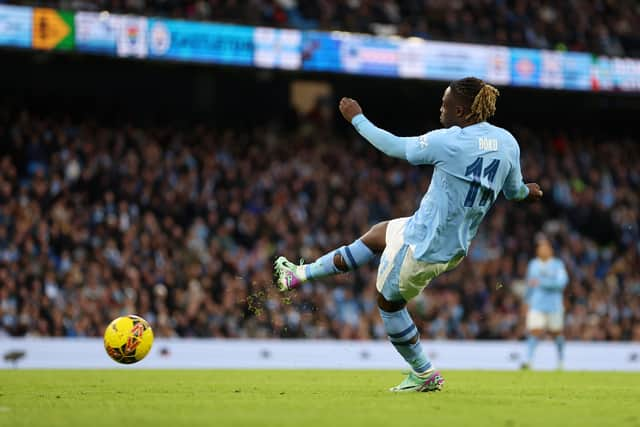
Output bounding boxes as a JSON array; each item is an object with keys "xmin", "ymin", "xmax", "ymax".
[{"xmin": 418, "ymin": 134, "xmax": 428, "ymax": 148}]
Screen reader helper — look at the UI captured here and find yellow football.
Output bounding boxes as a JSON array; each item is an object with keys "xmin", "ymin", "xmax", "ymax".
[{"xmin": 103, "ymin": 315, "xmax": 154, "ymax": 364}]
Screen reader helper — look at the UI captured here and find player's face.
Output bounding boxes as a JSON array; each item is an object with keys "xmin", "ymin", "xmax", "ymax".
[
  {"xmin": 440, "ymin": 87, "xmax": 460, "ymax": 128},
  {"xmin": 536, "ymin": 240, "xmax": 553, "ymax": 259}
]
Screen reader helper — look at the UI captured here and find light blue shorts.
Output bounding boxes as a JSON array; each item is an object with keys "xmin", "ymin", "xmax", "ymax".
[{"xmin": 376, "ymin": 218, "xmax": 464, "ymax": 302}]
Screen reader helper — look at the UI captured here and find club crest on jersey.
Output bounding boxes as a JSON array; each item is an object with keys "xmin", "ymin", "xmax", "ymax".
[{"xmin": 478, "ymin": 137, "xmax": 498, "ymax": 151}]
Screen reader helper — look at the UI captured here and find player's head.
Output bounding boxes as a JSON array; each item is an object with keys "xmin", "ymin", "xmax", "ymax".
[
  {"xmin": 535, "ymin": 236, "xmax": 553, "ymax": 260},
  {"xmin": 440, "ymin": 77, "xmax": 500, "ymax": 128}
]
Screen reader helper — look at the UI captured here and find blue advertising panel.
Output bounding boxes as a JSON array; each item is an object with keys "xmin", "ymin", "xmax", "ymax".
[
  {"xmin": 75, "ymin": 11, "xmax": 119, "ymax": 54},
  {"xmin": 397, "ymin": 38, "xmax": 428, "ymax": 79},
  {"xmin": 540, "ymin": 50, "xmax": 564, "ymax": 89},
  {"xmin": 0, "ymin": 5, "xmax": 32, "ymax": 48},
  {"xmin": 562, "ymin": 51, "xmax": 591, "ymax": 90},
  {"xmin": 302, "ymin": 31, "xmax": 401, "ymax": 76},
  {"xmin": 510, "ymin": 48, "xmax": 541, "ymax": 87},
  {"xmin": 147, "ymin": 19, "xmax": 253, "ymax": 65},
  {"xmin": 4, "ymin": 4, "xmax": 640, "ymax": 93},
  {"xmin": 611, "ymin": 57, "xmax": 640, "ymax": 91},
  {"xmin": 419, "ymin": 41, "xmax": 510, "ymax": 85},
  {"xmin": 253, "ymin": 27, "xmax": 301, "ymax": 70},
  {"xmin": 423, "ymin": 41, "xmax": 487, "ymax": 80},
  {"xmin": 337, "ymin": 33, "xmax": 400, "ymax": 77},
  {"xmin": 301, "ymin": 31, "xmax": 342, "ymax": 72}
]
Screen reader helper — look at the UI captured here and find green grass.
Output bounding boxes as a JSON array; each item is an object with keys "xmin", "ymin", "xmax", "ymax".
[{"xmin": 1, "ymin": 370, "xmax": 639, "ymax": 427}]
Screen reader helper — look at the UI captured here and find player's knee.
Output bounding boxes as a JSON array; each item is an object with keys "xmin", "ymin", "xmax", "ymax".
[
  {"xmin": 377, "ymin": 292, "xmax": 406, "ymax": 312},
  {"xmin": 371, "ymin": 221, "xmax": 389, "ymax": 237},
  {"xmin": 362, "ymin": 221, "xmax": 388, "ymax": 253},
  {"xmin": 529, "ymin": 329, "xmax": 543, "ymax": 338}
]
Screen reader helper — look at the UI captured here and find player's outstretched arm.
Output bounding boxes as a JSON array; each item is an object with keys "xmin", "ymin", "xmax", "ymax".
[
  {"xmin": 502, "ymin": 142, "xmax": 543, "ymax": 202},
  {"xmin": 339, "ymin": 97, "xmax": 413, "ymax": 160}
]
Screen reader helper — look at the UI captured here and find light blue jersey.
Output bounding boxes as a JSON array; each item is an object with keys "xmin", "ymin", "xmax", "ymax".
[
  {"xmin": 526, "ymin": 257, "xmax": 568, "ymax": 312},
  {"xmin": 352, "ymin": 115, "xmax": 529, "ymax": 263}
]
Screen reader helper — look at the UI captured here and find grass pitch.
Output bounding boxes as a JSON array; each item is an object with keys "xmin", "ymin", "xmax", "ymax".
[{"xmin": 1, "ymin": 370, "xmax": 639, "ymax": 427}]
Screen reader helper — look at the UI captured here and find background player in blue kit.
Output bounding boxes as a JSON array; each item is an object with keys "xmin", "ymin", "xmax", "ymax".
[
  {"xmin": 275, "ymin": 77, "xmax": 543, "ymax": 392},
  {"xmin": 522, "ymin": 236, "xmax": 569, "ymax": 370}
]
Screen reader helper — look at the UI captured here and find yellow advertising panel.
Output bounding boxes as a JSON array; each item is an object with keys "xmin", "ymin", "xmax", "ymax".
[{"xmin": 32, "ymin": 8, "xmax": 73, "ymax": 50}]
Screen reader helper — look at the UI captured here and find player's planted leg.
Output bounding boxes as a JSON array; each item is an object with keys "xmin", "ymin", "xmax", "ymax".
[
  {"xmin": 274, "ymin": 221, "xmax": 387, "ymax": 291},
  {"xmin": 522, "ymin": 331, "xmax": 541, "ymax": 370},
  {"xmin": 378, "ymin": 294, "xmax": 444, "ymax": 392}
]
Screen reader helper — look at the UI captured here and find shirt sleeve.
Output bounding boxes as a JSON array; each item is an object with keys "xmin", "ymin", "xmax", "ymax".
[
  {"xmin": 351, "ymin": 114, "xmax": 415, "ymax": 160},
  {"xmin": 524, "ymin": 261, "xmax": 535, "ymax": 302},
  {"xmin": 526, "ymin": 261, "xmax": 534, "ymax": 282},
  {"xmin": 405, "ymin": 128, "xmax": 457, "ymax": 166},
  {"xmin": 502, "ymin": 141, "xmax": 530, "ymax": 200},
  {"xmin": 557, "ymin": 261, "xmax": 569, "ymax": 289}
]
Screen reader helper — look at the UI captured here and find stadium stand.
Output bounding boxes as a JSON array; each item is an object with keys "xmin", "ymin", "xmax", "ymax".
[{"xmin": 0, "ymin": 104, "xmax": 638, "ymax": 341}]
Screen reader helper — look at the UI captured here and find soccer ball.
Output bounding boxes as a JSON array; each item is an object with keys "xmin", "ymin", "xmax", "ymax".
[{"xmin": 103, "ymin": 315, "xmax": 154, "ymax": 364}]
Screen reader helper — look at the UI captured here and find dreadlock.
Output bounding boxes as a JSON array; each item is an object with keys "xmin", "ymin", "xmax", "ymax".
[{"xmin": 450, "ymin": 77, "xmax": 500, "ymax": 123}]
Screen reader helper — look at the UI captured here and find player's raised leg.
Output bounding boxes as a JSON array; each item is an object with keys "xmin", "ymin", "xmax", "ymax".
[{"xmin": 273, "ymin": 221, "xmax": 388, "ymax": 291}]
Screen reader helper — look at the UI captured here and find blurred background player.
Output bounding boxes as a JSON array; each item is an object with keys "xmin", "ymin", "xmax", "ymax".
[
  {"xmin": 275, "ymin": 77, "xmax": 543, "ymax": 392},
  {"xmin": 522, "ymin": 236, "xmax": 569, "ymax": 370}
]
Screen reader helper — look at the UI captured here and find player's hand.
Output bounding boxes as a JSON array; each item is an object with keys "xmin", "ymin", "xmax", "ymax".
[
  {"xmin": 529, "ymin": 279, "xmax": 540, "ymax": 287},
  {"xmin": 339, "ymin": 97, "xmax": 363, "ymax": 123},
  {"xmin": 525, "ymin": 183, "xmax": 543, "ymax": 201}
]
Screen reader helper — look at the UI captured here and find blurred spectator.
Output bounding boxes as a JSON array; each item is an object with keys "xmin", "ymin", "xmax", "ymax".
[
  {"xmin": 7, "ymin": 0, "xmax": 640, "ymax": 57},
  {"xmin": 0, "ymin": 105, "xmax": 638, "ymax": 341}
]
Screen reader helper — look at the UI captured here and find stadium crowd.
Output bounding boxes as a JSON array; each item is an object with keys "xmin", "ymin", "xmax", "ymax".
[
  {"xmin": 0, "ymin": 104, "xmax": 638, "ymax": 342},
  {"xmin": 5, "ymin": 0, "xmax": 640, "ymax": 57}
]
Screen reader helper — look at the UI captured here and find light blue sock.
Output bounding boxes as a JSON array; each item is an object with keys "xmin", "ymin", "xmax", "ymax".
[
  {"xmin": 527, "ymin": 335, "xmax": 538, "ymax": 364},
  {"xmin": 555, "ymin": 335, "xmax": 565, "ymax": 362},
  {"xmin": 305, "ymin": 239, "xmax": 374, "ymax": 280},
  {"xmin": 378, "ymin": 307, "xmax": 432, "ymax": 374}
]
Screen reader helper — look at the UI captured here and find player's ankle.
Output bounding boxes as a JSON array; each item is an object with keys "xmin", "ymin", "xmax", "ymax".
[
  {"xmin": 296, "ymin": 264, "xmax": 309, "ymax": 282},
  {"xmin": 414, "ymin": 367, "xmax": 435, "ymax": 378}
]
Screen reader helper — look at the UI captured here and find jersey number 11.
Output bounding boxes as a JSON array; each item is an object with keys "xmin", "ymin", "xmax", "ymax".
[{"xmin": 464, "ymin": 157, "xmax": 500, "ymax": 207}]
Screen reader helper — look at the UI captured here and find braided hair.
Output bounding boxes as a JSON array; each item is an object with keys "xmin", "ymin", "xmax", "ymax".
[{"xmin": 450, "ymin": 77, "xmax": 500, "ymax": 123}]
